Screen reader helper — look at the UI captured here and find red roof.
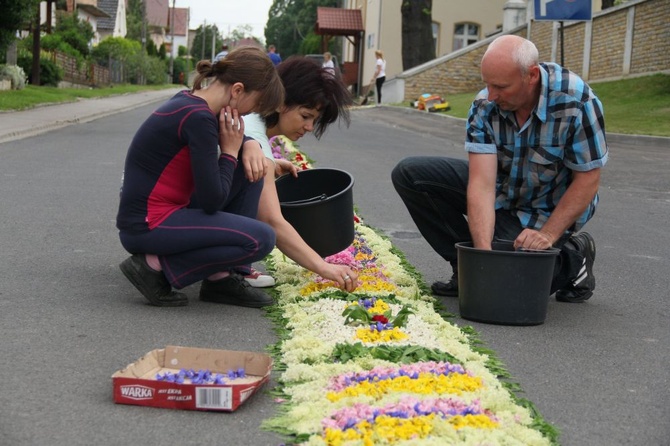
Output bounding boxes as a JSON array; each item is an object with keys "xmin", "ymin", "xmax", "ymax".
[
  {"xmin": 146, "ymin": 0, "xmax": 169, "ymax": 28},
  {"xmin": 315, "ymin": 7, "xmax": 364, "ymax": 36},
  {"xmin": 169, "ymin": 7, "xmax": 189, "ymax": 36}
]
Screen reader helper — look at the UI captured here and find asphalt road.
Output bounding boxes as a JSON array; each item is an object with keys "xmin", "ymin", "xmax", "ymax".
[{"xmin": 1, "ymin": 99, "xmax": 668, "ymax": 446}]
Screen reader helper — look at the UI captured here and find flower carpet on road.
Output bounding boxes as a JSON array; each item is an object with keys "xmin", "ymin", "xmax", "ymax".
[{"xmin": 263, "ymin": 137, "xmax": 557, "ymax": 445}]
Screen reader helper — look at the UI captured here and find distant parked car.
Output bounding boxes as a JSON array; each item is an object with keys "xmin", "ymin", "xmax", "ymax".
[{"xmin": 305, "ymin": 54, "xmax": 342, "ymax": 79}]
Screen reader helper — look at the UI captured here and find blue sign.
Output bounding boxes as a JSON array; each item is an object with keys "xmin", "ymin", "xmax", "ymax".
[{"xmin": 534, "ymin": 0, "xmax": 592, "ymax": 21}]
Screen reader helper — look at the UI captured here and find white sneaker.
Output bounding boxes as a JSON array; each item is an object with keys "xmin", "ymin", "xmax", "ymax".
[{"xmin": 243, "ymin": 268, "xmax": 276, "ymax": 288}]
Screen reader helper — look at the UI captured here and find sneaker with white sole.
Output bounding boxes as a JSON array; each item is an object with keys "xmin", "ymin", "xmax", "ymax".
[
  {"xmin": 244, "ymin": 268, "xmax": 276, "ymax": 288},
  {"xmin": 556, "ymin": 232, "xmax": 596, "ymax": 303},
  {"xmin": 200, "ymin": 273, "xmax": 274, "ymax": 308}
]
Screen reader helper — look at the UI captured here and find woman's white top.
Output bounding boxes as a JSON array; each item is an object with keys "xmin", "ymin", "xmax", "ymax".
[
  {"xmin": 375, "ymin": 58, "xmax": 386, "ymax": 78},
  {"xmin": 243, "ymin": 113, "xmax": 274, "ymax": 160},
  {"xmin": 323, "ymin": 59, "xmax": 335, "ymax": 75}
]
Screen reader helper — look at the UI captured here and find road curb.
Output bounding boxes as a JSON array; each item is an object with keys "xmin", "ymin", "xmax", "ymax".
[{"xmin": 373, "ymin": 104, "xmax": 670, "ymax": 146}]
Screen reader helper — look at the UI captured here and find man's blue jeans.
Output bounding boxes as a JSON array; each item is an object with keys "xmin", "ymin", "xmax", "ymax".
[{"xmin": 391, "ymin": 156, "xmax": 579, "ymax": 293}]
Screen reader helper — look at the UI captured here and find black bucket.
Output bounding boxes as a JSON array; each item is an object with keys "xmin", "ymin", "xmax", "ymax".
[
  {"xmin": 456, "ymin": 241, "xmax": 560, "ymax": 326},
  {"xmin": 275, "ymin": 168, "xmax": 355, "ymax": 257}
]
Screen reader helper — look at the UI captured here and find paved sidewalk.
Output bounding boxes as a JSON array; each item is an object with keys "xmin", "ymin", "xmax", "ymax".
[{"xmin": 0, "ymin": 87, "xmax": 183, "ymax": 144}]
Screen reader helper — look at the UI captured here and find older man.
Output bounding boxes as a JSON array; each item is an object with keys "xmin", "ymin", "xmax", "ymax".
[{"xmin": 392, "ymin": 35, "xmax": 608, "ymax": 303}]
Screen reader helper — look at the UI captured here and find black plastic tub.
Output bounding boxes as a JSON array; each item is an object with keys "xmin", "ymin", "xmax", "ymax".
[
  {"xmin": 456, "ymin": 241, "xmax": 560, "ymax": 326},
  {"xmin": 275, "ymin": 168, "xmax": 355, "ymax": 257}
]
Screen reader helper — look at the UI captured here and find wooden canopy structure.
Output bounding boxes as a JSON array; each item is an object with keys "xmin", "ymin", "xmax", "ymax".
[{"xmin": 314, "ymin": 7, "xmax": 365, "ymax": 92}]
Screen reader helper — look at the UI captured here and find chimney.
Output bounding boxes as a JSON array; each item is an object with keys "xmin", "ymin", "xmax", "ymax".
[{"xmin": 503, "ymin": 0, "xmax": 527, "ymax": 32}]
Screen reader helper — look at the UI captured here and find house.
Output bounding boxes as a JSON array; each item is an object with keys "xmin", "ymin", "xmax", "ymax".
[
  {"xmin": 145, "ymin": 0, "xmax": 169, "ymax": 50},
  {"xmin": 97, "ymin": 0, "xmax": 127, "ymax": 40},
  {"xmin": 46, "ymin": 0, "xmax": 110, "ymax": 45},
  {"xmin": 168, "ymin": 7, "xmax": 190, "ymax": 58},
  {"xmin": 339, "ymin": 0, "xmax": 604, "ymax": 96},
  {"xmin": 349, "ymin": 0, "xmax": 666, "ymax": 103}
]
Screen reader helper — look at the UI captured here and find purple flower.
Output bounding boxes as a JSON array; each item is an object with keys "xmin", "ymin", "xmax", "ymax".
[{"xmin": 214, "ymin": 374, "xmax": 226, "ymax": 385}]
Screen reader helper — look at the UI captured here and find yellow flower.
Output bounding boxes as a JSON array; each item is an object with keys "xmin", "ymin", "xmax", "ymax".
[
  {"xmin": 326, "ymin": 373, "xmax": 483, "ymax": 402},
  {"xmin": 323, "ymin": 415, "xmax": 436, "ymax": 445},
  {"xmin": 355, "ymin": 326, "xmax": 408, "ymax": 343},
  {"xmin": 449, "ymin": 414, "xmax": 499, "ymax": 430}
]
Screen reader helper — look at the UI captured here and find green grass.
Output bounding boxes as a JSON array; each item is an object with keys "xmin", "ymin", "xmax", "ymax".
[
  {"xmin": 0, "ymin": 84, "xmax": 176, "ymax": 111},
  {"xmin": 433, "ymin": 73, "xmax": 670, "ymax": 137}
]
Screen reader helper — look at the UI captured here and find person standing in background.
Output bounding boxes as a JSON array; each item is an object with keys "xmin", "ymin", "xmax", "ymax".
[
  {"xmin": 370, "ymin": 50, "xmax": 386, "ymax": 105},
  {"xmin": 322, "ymin": 51, "xmax": 335, "ymax": 76},
  {"xmin": 213, "ymin": 43, "xmax": 229, "ymax": 62},
  {"xmin": 267, "ymin": 45, "xmax": 282, "ymax": 66}
]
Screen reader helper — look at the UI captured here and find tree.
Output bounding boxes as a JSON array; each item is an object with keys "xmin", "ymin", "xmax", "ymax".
[
  {"xmin": 125, "ymin": 0, "xmax": 145, "ymax": 42},
  {"xmin": 190, "ymin": 24, "xmax": 222, "ymax": 61},
  {"xmin": 228, "ymin": 24, "xmax": 254, "ymax": 42},
  {"xmin": 265, "ymin": 0, "xmax": 337, "ymax": 58},
  {"xmin": 0, "ymin": 0, "xmax": 41, "ymax": 56},
  {"xmin": 401, "ymin": 0, "xmax": 435, "ymax": 71},
  {"xmin": 53, "ymin": 11, "xmax": 94, "ymax": 57}
]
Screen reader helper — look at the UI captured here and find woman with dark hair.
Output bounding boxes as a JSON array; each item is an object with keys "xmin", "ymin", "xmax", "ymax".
[
  {"xmin": 117, "ymin": 46, "xmax": 284, "ymax": 308},
  {"xmin": 240, "ymin": 56, "xmax": 359, "ymax": 291}
]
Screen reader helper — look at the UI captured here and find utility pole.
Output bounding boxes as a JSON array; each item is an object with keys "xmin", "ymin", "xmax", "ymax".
[
  {"xmin": 31, "ymin": 4, "xmax": 40, "ymax": 86},
  {"xmin": 140, "ymin": 0, "xmax": 146, "ymax": 84},
  {"xmin": 169, "ymin": 0, "xmax": 176, "ymax": 83},
  {"xmin": 201, "ymin": 19, "xmax": 206, "ymax": 61},
  {"xmin": 211, "ymin": 26, "xmax": 216, "ymax": 61}
]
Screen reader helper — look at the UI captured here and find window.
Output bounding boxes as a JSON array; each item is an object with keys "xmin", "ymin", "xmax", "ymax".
[
  {"xmin": 432, "ymin": 21, "xmax": 440, "ymax": 56},
  {"xmin": 453, "ymin": 22, "xmax": 480, "ymax": 51}
]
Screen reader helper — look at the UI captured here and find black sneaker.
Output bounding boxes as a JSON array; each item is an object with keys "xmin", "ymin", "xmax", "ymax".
[
  {"xmin": 199, "ymin": 273, "xmax": 274, "ymax": 308},
  {"xmin": 431, "ymin": 273, "xmax": 459, "ymax": 297},
  {"xmin": 556, "ymin": 232, "xmax": 596, "ymax": 303},
  {"xmin": 119, "ymin": 254, "xmax": 188, "ymax": 307}
]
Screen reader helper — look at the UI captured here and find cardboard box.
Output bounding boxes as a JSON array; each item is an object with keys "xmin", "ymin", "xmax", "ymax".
[{"xmin": 112, "ymin": 346, "xmax": 272, "ymax": 411}]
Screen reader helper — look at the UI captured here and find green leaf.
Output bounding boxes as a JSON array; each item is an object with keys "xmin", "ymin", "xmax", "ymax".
[
  {"xmin": 341, "ymin": 305, "xmax": 371, "ymax": 325},
  {"xmin": 390, "ymin": 305, "xmax": 414, "ymax": 328}
]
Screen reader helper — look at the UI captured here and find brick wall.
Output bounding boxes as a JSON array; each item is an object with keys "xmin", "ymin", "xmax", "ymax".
[
  {"xmin": 629, "ymin": 0, "xmax": 670, "ymax": 75},
  {"xmin": 400, "ymin": 0, "xmax": 668, "ymax": 101}
]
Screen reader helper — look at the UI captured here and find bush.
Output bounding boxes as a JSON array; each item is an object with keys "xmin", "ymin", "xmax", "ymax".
[
  {"xmin": 41, "ymin": 34, "xmax": 85, "ymax": 65},
  {"xmin": 17, "ymin": 55, "xmax": 63, "ymax": 87},
  {"xmin": 54, "ymin": 10, "xmax": 94, "ymax": 57},
  {"xmin": 0, "ymin": 64, "xmax": 27, "ymax": 89},
  {"xmin": 91, "ymin": 37, "xmax": 140, "ymax": 66},
  {"xmin": 124, "ymin": 53, "xmax": 167, "ymax": 85},
  {"xmin": 172, "ymin": 57, "xmax": 191, "ymax": 84}
]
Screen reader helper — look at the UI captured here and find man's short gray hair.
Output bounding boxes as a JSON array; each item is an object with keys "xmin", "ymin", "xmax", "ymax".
[
  {"xmin": 513, "ymin": 38, "xmax": 539, "ymax": 75},
  {"xmin": 486, "ymin": 35, "xmax": 539, "ymax": 75}
]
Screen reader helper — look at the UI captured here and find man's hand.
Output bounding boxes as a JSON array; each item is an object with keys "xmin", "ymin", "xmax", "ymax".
[{"xmin": 514, "ymin": 228, "xmax": 555, "ymax": 250}]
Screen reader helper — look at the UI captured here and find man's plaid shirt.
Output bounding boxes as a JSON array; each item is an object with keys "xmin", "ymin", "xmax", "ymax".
[{"xmin": 465, "ymin": 62, "xmax": 609, "ymax": 232}]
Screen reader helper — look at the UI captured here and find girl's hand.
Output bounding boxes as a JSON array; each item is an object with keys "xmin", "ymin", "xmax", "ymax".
[
  {"xmin": 219, "ymin": 106, "xmax": 244, "ymax": 157},
  {"xmin": 241, "ymin": 139, "xmax": 269, "ymax": 182},
  {"xmin": 274, "ymin": 158, "xmax": 299, "ymax": 178}
]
